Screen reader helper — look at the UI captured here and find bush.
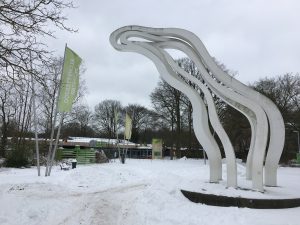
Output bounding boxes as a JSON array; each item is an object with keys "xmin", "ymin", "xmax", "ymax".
[
  {"xmin": 0, "ymin": 158, "xmax": 6, "ymax": 167},
  {"xmin": 6, "ymin": 139, "xmax": 34, "ymax": 168}
]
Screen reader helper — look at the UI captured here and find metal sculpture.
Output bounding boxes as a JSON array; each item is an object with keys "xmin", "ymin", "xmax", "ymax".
[{"xmin": 110, "ymin": 26, "xmax": 285, "ymax": 191}]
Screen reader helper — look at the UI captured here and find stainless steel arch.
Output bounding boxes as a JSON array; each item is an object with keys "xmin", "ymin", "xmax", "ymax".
[{"xmin": 110, "ymin": 26, "xmax": 285, "ymax": 191}]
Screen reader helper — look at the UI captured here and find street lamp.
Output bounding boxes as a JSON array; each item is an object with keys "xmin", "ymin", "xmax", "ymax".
[{"xmin": 293, "ymin": 130, "xmax": 300, "ymax": 154}]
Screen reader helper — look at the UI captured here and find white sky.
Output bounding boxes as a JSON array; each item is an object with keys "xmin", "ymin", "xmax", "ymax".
[{"xmin": 47, "ymin": 0, "xmax": 300, "ymax": 109}]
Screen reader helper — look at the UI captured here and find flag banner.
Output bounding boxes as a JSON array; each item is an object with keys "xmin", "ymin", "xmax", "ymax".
[
  {"xmin": 124, "ymin": 113, "xmax": 132, "ymax": 140},
  {"xmin": 57, "ymin": 46, "xmax": 82, "ymax": 112},
  {"xmin": 152, "ymin": 139, "xmax": 163, "ymax": 159}
]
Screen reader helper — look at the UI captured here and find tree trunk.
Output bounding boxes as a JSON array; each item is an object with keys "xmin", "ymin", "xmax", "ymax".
[
  {"xmin": 175, "ymin": 90, "xmax": 181, "ymax": 157},
  {"xmin": 188, "ymin": 103, "xmax": 192, "ymax": 150},
  {"xmin": 0, "ymin": 118, "xmax": 8, "ymax": 157}
]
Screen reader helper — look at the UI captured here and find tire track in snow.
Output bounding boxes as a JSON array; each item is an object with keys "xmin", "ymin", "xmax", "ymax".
[{"xmin": 57, "ymin": 183, "xmax": 148, "ymax": 225}]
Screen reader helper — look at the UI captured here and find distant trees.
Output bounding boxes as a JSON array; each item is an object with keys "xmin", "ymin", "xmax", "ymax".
[
  {"xmin": 151, "ymin": 80, "xmax": 183, "ymax": 150},
  {"xmin": 252, "ymin": 73, "xmax": 300, "ymax": 162},
  {"xmin": 220, "ymin": 73, "xmax": 300, "ymax": 162},
  {"xmin": 88, "ymin": 71, "xmax": 299, "ymax": 162},
  {"xmin": 149, "ymin": 57, "xmax": 300, "ymax": 162},
  {"xmin": 220, "ymin": 105, "xmax": 251, "ymax": 160},
  {"xmin": 61, "ymin": 103, "xmax": 95, "ymax": 138},
  {"xmin": 150, "ymin": 58, "xmax": 204, "ymax": 151},
  {"xmin": 90, "ymin": 100, "xmax": 159, "ymax": 143},
  {"xmin": 125, "ymin": 104, "xmax": 156, "ymax": 143},
  {"xmin": 208, "ymin": 72, "xmax": 300, "ymax": 162},
  {"xmin": 93, "ymin": 100, "xmax": 122, "ymax": 138},
  {"xmin": 253, "ymin": 73, "xmax": 300, "ymax": 125},
  {"xmin": 150, "ymin": 80, "xmax": 200, "ymax": 151}
]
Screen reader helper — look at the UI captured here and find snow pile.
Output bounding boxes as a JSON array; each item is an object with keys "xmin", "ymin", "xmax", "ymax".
[
  {"xmin": 179, "ymin": 156, "xmax": 188, "ymax": 160},
  {"xmin": 0, "ymin": 159, "xmax": 300, "ymax": 225}
]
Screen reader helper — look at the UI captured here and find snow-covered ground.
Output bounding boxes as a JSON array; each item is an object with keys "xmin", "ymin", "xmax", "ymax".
[{"xmin": 0, "ymin": 159, "xmax": 299, "ymax": 225}]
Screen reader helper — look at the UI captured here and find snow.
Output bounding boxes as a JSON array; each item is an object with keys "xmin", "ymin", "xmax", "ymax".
[
  {"xmin": 67, "ymin": 137, "xmax": 138, "ymax": 146},
  {"xmin": 0, "ymin": 159, "xmax": 299, "ymax": 225}
]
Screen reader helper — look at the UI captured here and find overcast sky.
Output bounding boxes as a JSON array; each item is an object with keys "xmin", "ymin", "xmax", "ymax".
[{"xmin": 47, "ymin": 0, "xmax": 300, "ymax": 110}]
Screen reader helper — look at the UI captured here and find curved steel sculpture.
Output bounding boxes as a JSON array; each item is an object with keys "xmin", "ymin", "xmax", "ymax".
[{"xmin": 110, "ymin": 26, "xmax": 285, "ymax": 191}]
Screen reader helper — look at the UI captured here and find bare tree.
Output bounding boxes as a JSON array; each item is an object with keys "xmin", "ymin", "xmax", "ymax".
[
  {"xmin": 37, "ymin": 57, "xmax": 62, "ymax": 136},
  {"xmin": 150, "ymin": 79, "xmax": 185, "ymax": 151},
  {"xmin": 150, "ymin": 57, "xmax": 237, "ymax": 151},
  {"xmin": 0, "ymin": 82, "xmax": 16, "ymax": 157},
  {"xmin": 252, "ymin": 73, "xmax": 300, "ymax": 162},
  {"xmin": 253, "ymin": 73, "xmax": 300, "ymax": 121},
  {"xmin": 125, "ymin": 104, "xmax": 153, "ymax": 143},
  {"xmin": 93, "ymin": 100, "xmax": 122, "ymax": 138},
  {"xmin": 0, "ymin": 0, "xmax": 76, "ymax": 84},
  {"xmin": 0, "ymin": 77, "xmax": 36, "ymax": 162},
  {"xmin": 61, "ymin": 103, "xmax": 94, "ymax": 137}
]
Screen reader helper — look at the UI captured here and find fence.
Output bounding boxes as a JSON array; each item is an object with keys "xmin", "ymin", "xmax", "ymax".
[{"xmin": 56, "ymin": 146, "xmax": 96, "ymax": 164}]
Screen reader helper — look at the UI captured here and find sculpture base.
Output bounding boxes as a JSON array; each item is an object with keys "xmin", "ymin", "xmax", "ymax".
[{"xmin": 181, "ymin": 189, "xmax": 300, "ymax": 209}]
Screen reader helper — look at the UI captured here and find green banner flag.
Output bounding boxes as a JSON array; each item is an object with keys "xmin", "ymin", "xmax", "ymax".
[
  {"xmin": 124, "ymin": 113, "xmax": 132, "ymax": 140},
  {"xmin": 152, "ymin": 139, "xmax": 163, "ymax": 159},
  {"xmin": 57, "ymin": 46, "xmax": 82, "ymax": 112}
]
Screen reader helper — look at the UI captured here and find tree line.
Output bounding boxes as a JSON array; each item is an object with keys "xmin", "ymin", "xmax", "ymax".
[
  {"xmin": 149, "ymin": 58, "xmax": 300, "ymax": 163},
  {"xmin": 1, "ymin": 56, "xmax": 299, "ymax": 165}
]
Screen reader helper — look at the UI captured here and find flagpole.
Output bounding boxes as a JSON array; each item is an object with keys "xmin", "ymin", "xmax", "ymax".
[
  {"xmin": 125, "ymin": 138, "xmax": 129, "ymax": 161},
  {"xmin": 122, "ymin": 128, "xmax": 126, "ymax": 163},
  {"xmin": 122, "ymin": 111, "xmax": 128, "ymax": 163},
  {"xmin": 116, "ymin": 130, "xmax": 120, "ymax": 162},
  {"xmin": 45, "ymin": 43, "xmax": 67, "ymax": 176},
  {"xmin": 115, "ymin": 109, "xmax": 121, "ymax": 162},
  {"xmin": 45, "ymin": 109, "xmax": 58, "ymax": 176},
  {"xmin": 30, "ymin": 52, "xmax": 40, "ymax": 176},
  {"xmin": 47, "ymin": 112, "xmax": 64, "ymax": 176}
]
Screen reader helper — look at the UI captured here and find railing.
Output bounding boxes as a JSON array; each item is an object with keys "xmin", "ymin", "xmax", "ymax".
[{"xmin": 57, "ymin": 146, "xmax": 96, "ymax": 164}]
